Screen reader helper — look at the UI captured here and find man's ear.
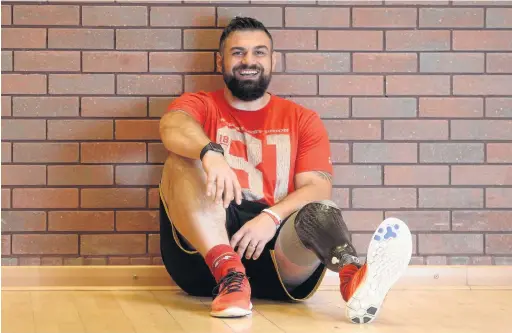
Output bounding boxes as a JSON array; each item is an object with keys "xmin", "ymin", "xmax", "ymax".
[
  {"xmin": 216, "ymin": 52, "xmax": 222, "ymax": 73},
  {"xmin": 271, "ymin": 51, "xmax": 277, "ymax": 72}
]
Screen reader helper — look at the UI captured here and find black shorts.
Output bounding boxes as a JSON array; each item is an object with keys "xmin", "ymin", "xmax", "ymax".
[{"xmin": 159, "ymin": 188, "xmax": 326, "ymax": 302}]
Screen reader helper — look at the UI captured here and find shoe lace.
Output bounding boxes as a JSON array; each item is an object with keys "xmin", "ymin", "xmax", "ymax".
[{"xmin": 212, "ymin": 270, "xmax": 247, "ymax": 297}]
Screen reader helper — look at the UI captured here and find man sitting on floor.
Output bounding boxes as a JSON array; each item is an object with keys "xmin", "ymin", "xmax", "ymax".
[{"xmin": 158, "ymin": 16, "xmax": 413, "ymax": 323}]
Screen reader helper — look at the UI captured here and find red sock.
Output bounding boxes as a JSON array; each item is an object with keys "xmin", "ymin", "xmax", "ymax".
[{"xmin": 205, "ymin": 244, "xmax": 245, "ymax": 283}]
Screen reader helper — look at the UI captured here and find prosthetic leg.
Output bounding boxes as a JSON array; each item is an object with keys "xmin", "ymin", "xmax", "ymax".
[{"xmin": 293, "ymin": 200, "xmax": 413, "ymax": 324}]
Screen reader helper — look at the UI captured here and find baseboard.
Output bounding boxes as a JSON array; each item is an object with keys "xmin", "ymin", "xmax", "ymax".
[{"xmin": 2, "ymin": 265, "xmax": 511, "ymax": 291}]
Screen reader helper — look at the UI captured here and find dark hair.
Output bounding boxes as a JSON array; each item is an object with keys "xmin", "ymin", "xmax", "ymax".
[{"xmin": 219, "ymin": 16, "xmax": 273, "ymax": 53}]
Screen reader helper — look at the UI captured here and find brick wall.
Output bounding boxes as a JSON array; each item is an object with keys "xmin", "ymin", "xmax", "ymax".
[{"xmin": 1, "ymin": 0, "xmax": 511, "ymax": 266}]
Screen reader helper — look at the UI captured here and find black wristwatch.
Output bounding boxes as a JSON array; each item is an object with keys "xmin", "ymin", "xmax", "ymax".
[{"xmin": 200, "ymin": 142, "xmax": 224, "ymax": 160}]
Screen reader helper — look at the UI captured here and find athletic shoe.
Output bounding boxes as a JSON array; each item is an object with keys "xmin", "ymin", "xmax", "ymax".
[
  {"xmin": 210, "ymin": 269, "xmax": 252, "ymax": 318},
  {"xmin": 339, "ymin": 217, "xmax": 413, "ymax": 324}
]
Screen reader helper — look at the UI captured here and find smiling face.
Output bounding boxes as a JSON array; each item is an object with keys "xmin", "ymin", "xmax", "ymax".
[{"xmin": 218, "ymin": 29, "xmax": 276, "ymax": 102}]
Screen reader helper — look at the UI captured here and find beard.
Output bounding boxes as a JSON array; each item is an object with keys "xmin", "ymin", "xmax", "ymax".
[{"xmin": 222, "ymin": 63, "xmax": 272, "ymax": 102}]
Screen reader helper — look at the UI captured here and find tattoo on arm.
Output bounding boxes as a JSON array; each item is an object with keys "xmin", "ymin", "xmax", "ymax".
[{"xmin": 314, "ymin": 171, "xmax": 333, "ymax": 182}]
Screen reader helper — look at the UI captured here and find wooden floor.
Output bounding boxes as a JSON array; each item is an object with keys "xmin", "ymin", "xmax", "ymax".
[{"xmin": 2, "ymin": 288, "xmax": 510, "ymax": 333}]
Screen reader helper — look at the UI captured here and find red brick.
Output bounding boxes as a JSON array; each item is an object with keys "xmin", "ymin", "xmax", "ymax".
[
  {"xmin": 149, "ymin": 97, "xmax": 176, "ymax": 118},
  {"xmin": 287, "ymin": 97, "xmax": 348, "ymax": 119},
  {"xmin": 2, "ymin": 51, "xmax": 12, "ymax": 71},
  {"xmin": 48, "ymin": 29, "xmax": 113, "ymax": 49},
  {"xmin": 385, "ymin": 0, "xmax": 448, "ymax": 4},
  {"xmin": 2, "ymin": 189, "xmax": 11, "ymax": 209},
  {"xmin": 320, "ymin": 75, "xmax": 383, "ymax": 96},
  {"xmin": 2, "ymin": 74, "xmax": 46, "ymax": 94},
  {"xmin": 81, "ymin": 142, "xmax": 146, "ymax": 163},
  {"xmin": 486, "ymin": 98, "xmax": 512, "ymax": 118},
  {"xmin": 420, "ymin": 143, "xmax": 484, "ymax": 163},
  {"xmin": 487, "ymin": 53, "xmax": 512, "ymax": 73},
  {"xmin": 319, "ymin": 31, "xmax": 382, "ymax": 51},
  {"xmin": 419, "ymin": 188, "xmax": 483, "ymax": 208},
  {"xmin": 13, "ymin": 97, "xmax": 79, "ymax": 117},
  {"xmin": 324, "ymin": 120, "xmax": 381, "ymax": 140},
  {"xmin": 116, "ymin": 211, "xmax": 159, "ymax": 231},
  {"xmin": 2, "ymin": 96, "xmax": 11, "ymax": 117},
  {"xmin": 109, "ymin": 257, "xmax": 130, "ymax": 265},
  {"xmin": 454, "ymin": 75, "xmax": 512, "ymax": 95},
  {"xmin": 331, "ymin": 188, "xmax": 349, "ymax": 209},
  {"xmin": 2, "ymin": 258, "xmax": 18, "ymax": 266},
  {"xmin": 386, "ymin": 30, "xmax": 450, "ymax": 51},
  {"xmin": 18, "ymin": 257, "xmax": 41, "ymax": 266},
  {"xmin": 183, "ymin": 29, "xmax": 221, "ymax": 50},
  {"xmin": 385, "ymin": 166, "xmax": 449, "ymax": 185},
  {"xmin": 48, "ymin": 165, "xmax": 113, "ymax": 186},
  {"xmin": 148, "ymin": 188, "xmax": 160, "ymax": 208},
  {"xmin": 48, "ymin": 211, "xmax": 114, "ymax": 231},
  {"xmin": 419, "ymin": 234, "xmax": 483, "ymax": 255},
  {"xmin": 286, "ymin": 7, "xmax": 349, "ymax": 27},
  {"xmin": 148, "ymin": 143, "xmax": 168, "ymax": 163},
  {"xmin": 385, "ymin": 211, "xmax": 450, "ymax": 231},
  {"xmin": 329, "ymin": 143, "xmax": 349, "ymax": 163},
  {"xmin": 2, "ymin": 142, "xmax": 11, "ymax": 164},
  {"xmin": 341, "ymin": 211, "xmax": 383, "ymax": 231},
  {"xmin": 486, "ymin": 8, "xmax": 512, "ymax": 28},
  {"xmin": 2, "ymin": 120, "xmax": 46, "ymax": 141},
  {"xmin": 384, "ymin": 120, "xmax": 448, "ymax": 140},
  {"xmin": 12, "ymin": 235, "xmax": 77, "ymax": 255},
  {"xmin": 63, "ymin": 257, "xmax": 107, "ymax": 266},
  {"xmin": 218, "ymin": 7, "xmax": 282, "ymax": 27},
  {"xmin": 14, "ymin": 143, "xmax": 78, "ymax": 163},
  {"xmin": 487, "ymin": 143, "xmax": 512, "ymax": 163},
  {"xmin": 453, "ymin": 211, "xmax": 512, "ymax": 231},
  {"xmin": 353, "ymin": 234, "xmax": 417, "ymax": 255},
  {"xmin": 2, "ymin": 5, "xmax": 11, "ymax": 25},
  {"xmin": 81, "ymin": 97, "xmax": 147, "ymax": 118},
  {"xmin": 82, "ymin": 6, "xmax": 147, "ymax": 26},
  {"xmin": 419, "ymin": 8, "xmax": 483, "ymax": 28},
  {"xmin": 184, "ymin": 0, "xmax": 249, "ymax": 2},
  {"xmin": 271, "ymin": 30, "xmax": 317, "ymax": 50},
  {"xmin": 13, "ymin": 5, "xmax": 79, "ymax": 25},
  {"xmin": 116, "ymin": 165, "xmax": 163, "ymax": 185},
  {"xmin": 420, "ymin": 53, "xmax": 484, "ymax": 73},
  {"xmin": 354, "ymin": 53, "xmax": 416, "ymax": 73},
  {"xmin": 353, "ymin": 143, "xmax": 416, "ymax": 163},
  {"xmin": 453, "ymin": 0, "xmax": 512, "ymax": 5},
  {"xmin": 2, "ymin": 165, "xmax": 46, "ymax": 186},
  {"xmin": 254, "ymin": 0, "xmax": 314, "ymax": 3},
  {"xmin": 332, "ymin": 166, "xmax": 381, "ymax": 186},
  {"xmin": 386, "ymin": 75, "xmax": 450, "ymax": 96},
  {"xmin": 13, "ymin": 188, "xmax": 78, "ymax": 209},
  {"xmin": 184, "ymin": 74, "xmax": 224, "ymax": 93},
  {"xmin": 41, "ymin": 257, "xmax": 63, "ymax": 266},
  {"xmin": 353, "ymin": 97, "xmax": 416, "ymax": 118},
  {"xmin": 353, "ymin": 188, "xmax": 416, "ymax": 209},
  {"xmin": 49, "ymin": 74, "xmax": 114, "ymax": 95},
  {"xmin": 81, "ymin": 234, "xmax": 146, "ymax": 255},
  {"xmin": 486, "ymin": 235, "xmax": 512, "ymax": 255},
  {"xmin": 83, "ymin": 52, "xmax": 147, "ymax": 73},
  {"xmin": 419, "ymin": 97, "xmax": 482, "ymax": 118},
  {"xmin": 353, "ymin": 8, "xmax": 416, "ymax": 27},
  {"xmin": 150, "ymin": 52, "xmax": 214, "ymax": 72},
  {"xmin": 117, "ymin": 29, "xmax": 180, "ymax": 50},
  {"xmin": 151, "ymin": 6, "xmax": 215, "ymax": 26},
  {"xmin": 115, "ymin": 120, "xmax": 159, "ymax": 140},
  {"xmin": 118, "ymin": 75, "xmax": 182, "ymax": 95},
  {"xmin": 268, "ymin": 75, "xmax": 318, "ymax": 95},
  {"xmin": 2, "ymin": 28, "xmax": 46, "ymax": 48},
  {"xmin": 1, "ymin": 211, "xmax": 46, "ymax": 232},
  {"xmin": 452, "ymin": 166, "xmax": 512, "ymax": 185},
  {"xmin": 452, "ymin": 120, "xmax": 512, "ymax": 140},
  {"xmin": 48, "ymin": 120, "xmax": 113, "ymax": 140},
  {"xmin": 81, "ymin": 188, "xmax": 146, "ymax": 208},
  {"xmin": 286, "ymin": 53, "xmax": 349, "ymax": 73},
  {"xmin": 453, "ymin": 31, "xmax": 512, "ymax": 51},
  {"xmin": 148, "ymin": 234, "xmax": 160, "ymax": 255}
]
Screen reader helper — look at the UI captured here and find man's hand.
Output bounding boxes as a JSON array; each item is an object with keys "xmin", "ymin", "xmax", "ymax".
[
  {"xmin": 201, "ymin": 151, "xmax": 242, "ymax": 208},
  {"xmin": 230, "ymin": 213, "xmax": 277, "ymax": 260}
]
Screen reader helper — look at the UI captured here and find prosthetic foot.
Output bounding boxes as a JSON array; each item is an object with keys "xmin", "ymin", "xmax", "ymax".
[{"xmin": 294, "ymin": 201, "xmax": 361, "ymax": 272}]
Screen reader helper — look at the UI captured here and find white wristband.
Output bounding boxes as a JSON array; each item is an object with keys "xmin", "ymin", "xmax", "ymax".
[{"xmin": 262, "ymin": 208, "xmax": 282, "ymax": 228}]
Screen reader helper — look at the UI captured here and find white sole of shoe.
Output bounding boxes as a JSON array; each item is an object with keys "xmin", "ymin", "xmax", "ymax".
[
  {"xmin": 345, "ymin": 217, "xmax": 413, "ymax": 324},
  {"xmin": 210, "ymin": 302, "xmax": 253, "ymax": 318}
]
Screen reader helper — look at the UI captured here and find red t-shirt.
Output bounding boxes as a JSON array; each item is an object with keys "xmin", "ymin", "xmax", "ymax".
[{"xmin": 167, "ymin": 89, "xmax": 332, "ymax": 206}]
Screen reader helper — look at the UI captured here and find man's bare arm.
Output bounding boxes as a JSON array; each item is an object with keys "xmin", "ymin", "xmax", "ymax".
[
  {"xmin": 267, "ymin": 170, "xmax": 333, "ymax": 220},
  {"xmin": 159, "ymin": 110, "xmax": 211, "ymax": 160}
]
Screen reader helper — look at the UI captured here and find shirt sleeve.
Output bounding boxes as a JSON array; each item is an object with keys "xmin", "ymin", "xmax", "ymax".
[
  {"xmin": 295, "ymin": 111, "xmax": 333, "ymax": 175},
  {"xmin": 166, "ymin": 92, "xmax": 209, "ymax": 126}
]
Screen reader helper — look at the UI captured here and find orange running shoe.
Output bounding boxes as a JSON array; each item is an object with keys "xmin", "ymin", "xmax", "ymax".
[
  {"xmin": 340, "ymin": 217, "xmax": 412, "ymax": 324},
  {"xmin": 210, "ymin": 269, "xmax": 252, "ymax": 318}
]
